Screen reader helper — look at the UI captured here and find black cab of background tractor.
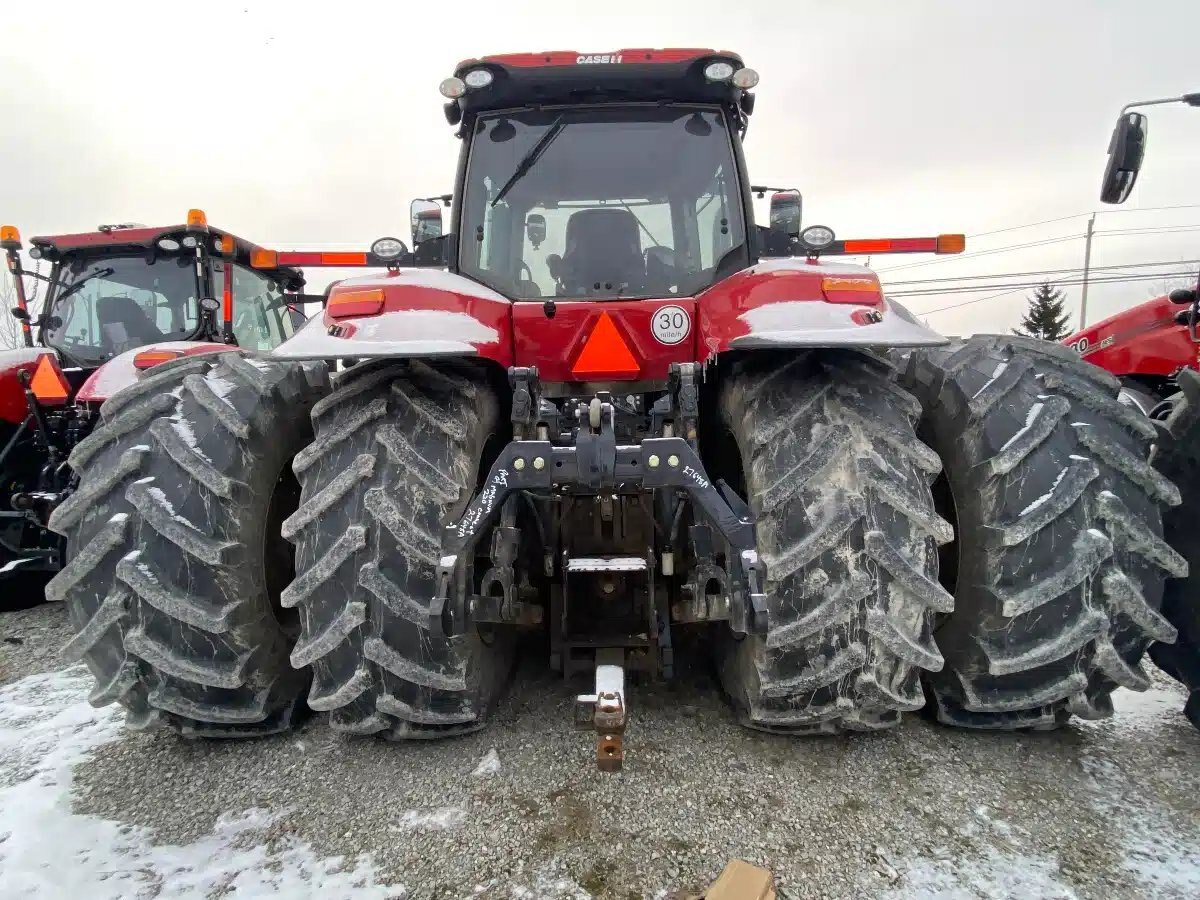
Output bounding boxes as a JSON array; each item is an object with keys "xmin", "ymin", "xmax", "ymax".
[{"xmin": 0, "ymin": 214, "xmax": 309, "ymax": 576}]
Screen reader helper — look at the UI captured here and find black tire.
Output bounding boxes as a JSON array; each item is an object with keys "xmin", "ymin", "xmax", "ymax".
[
  {"xmin": 1117, "ymin": 379, "xmax": 1160, "ymax": 417},
  {"xmin": 1148, "ymin": 369, "xmax": 1200, "ymax": 730},
  {"xmin": 282, "ymin": 360, "xmax": 514, "ymax": 739},
  {"xmin": 718, "ymin": 351, "xmax": 954, "ymax": 733},
  {"xmin": 46, "ymin": 352, "xmax": 329, "ymax": 736},
  {"xmin": 902, "ymin": 335, "xmax": 1183, "ymax": 729}
]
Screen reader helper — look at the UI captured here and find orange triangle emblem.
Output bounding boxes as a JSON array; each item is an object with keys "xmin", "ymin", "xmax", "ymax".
[
  {"xmin": 30, "ymin": 354, "xmax": 72, "ymax": 406},
  {"xmin": 571, "ymin": 312, "xmax": 640, "ymax": 379}
]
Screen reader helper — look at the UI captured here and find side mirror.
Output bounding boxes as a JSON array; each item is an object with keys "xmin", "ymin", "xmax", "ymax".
[
  {"xmin": 526, "ymin": 214, "xmax": 547, "ymax": 249},
  {"xmin": 410, "ymin": 198, "xmax": 443, "ymax": 245},
  {"xmin": 1168, "ymin": 287, "xmax": 1197, "ymax": 305},
  {"xmin": 1100, "ymin": 112, "xmax": 1148, "ymax": 204},
  {"xmin": 768, "ymin": 189, "xmax": 802, "ymax": 239}
]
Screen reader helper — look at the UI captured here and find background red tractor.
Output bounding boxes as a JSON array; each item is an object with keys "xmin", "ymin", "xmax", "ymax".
[
  {"xmin": 47, "ymin": 50, "xmax": 1187, "ymax": 762},
  {"xmin": 0, "ymin": 213, "xmax": 311, "ymax": 581},
  {"xmin": 1081, "ymin": 91, "xmax": 1200, "ymax": 726}
]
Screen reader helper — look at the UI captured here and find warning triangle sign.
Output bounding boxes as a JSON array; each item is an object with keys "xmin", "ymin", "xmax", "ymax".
[
  {"xmin": 571, "ymin": 312, "xmax": 640, "ymax": 379},
  {"xmin": 30, "ymin": 354, "xmax": 72, "ymax": 406}
]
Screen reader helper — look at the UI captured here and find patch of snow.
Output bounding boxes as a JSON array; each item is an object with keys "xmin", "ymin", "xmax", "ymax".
[
  {"xmin": 206, "ymin": 374, "xmax": 236, "ymax": 399},
  {"xmin": 1019, "ymin": 467, "xmax": 1068, "ymax": 517},
  {"xmin": 971, "ymin": 363, "xmax": 1008, "ymax": 399},
  {"xmin": 271, "ymin": 308, "xmax": 501, "ymax": 361},
  {"xmin": 888, "ymin": 847, "xmax": 1080, "ymax": 899},
  {"xmin": 496, "ymin": 865, "xmax": 591, "ymax": 900},
  {"xmin": 1076, "ymin": 682, "xmax": 1200, "ymax": 897},
  {"xmin": 471, "ymin": 748, "xmax": 501, "ymax": 778},
  {"xmin": 1123, "ymin": 830, "xmax": 1200, "ymax": 897},
  {"xmin": 999, "ymin": 403, "xmax": 1043, "ymax": 452},
  {"xmin": 0, "ymin": 665, "xmax": 400, "ymax": 899},
  {"xmin": 169, "ymin": 419, "xmax": 214, "ymax": 465},
  {"xmin": 394, "ymin": 805, "xmax": 467, "ymax": 832},
  {"xmin": 1109, "ymin": 685, "xmax": 1184, "ymax": 729}
]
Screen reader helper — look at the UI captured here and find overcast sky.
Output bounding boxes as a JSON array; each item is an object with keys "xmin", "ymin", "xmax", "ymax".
[{"xmin": 3, "ymin": 0, "xmax": 1199, "ymax": 336}]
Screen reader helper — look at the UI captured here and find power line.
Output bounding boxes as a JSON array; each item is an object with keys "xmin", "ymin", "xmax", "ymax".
[
  {"xmin": 875, "ymin": 234, "xmax": 1087, "ymax": 273},
  {"xmin": 1095, "ymin": 224, "xmax": 1200, "ymax": 237},
  {"xmin": 881, "ymin": 258, "xmax": 1200, "ymax": 287},
  {"xmin": 955, "ymin": 204, "xmax": 1200, "ymax": 240},
  {"xmin": 916, "ymin": 286, "xmax": 1030, "ymax": 315},
  {"xmin": 875, "ymin": 221, "xmax": 1200, "ymax": 274},
  {"xmin": 902, "ymin": 273, "xmax": 1195, "ymax": 314},
  {"xmin": 899, "ymin": 270, "xmax": 1196, "ymax": 303}
]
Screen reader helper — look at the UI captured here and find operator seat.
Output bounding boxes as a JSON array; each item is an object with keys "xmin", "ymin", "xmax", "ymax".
[
  {"xmin": 96, "ymin": 295, "xmax": 163, "ymax": 352},
  {"xmin": 553, "ymin": 208, "xmax": 644, "ymax": 293}
]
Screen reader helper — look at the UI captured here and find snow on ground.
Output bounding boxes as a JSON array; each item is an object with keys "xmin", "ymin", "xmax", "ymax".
[
  {"xmin": 1080, "ymin": 687, "xmax": 1200, "ymax": 899},
  {"xmin": 1110, "ymin": 685, "xmax": 1185, "ymax": 729},
  {"xmin": 886, "ymin": 846, "xmax": 1080, "ymax": 900},
  {"xmin": 0, "ymin": 665, "xmax": 402, "ymax": 899},
  {"xmin": 1, "ymin": 643, "xmax": 1197, "ymax": 899},
  {"xmin": 885, "ymin": 685, "xmax": 1200, "ymax": 900},
  {"xmin": 471, "ymin": 748, "xmax": 502, "ymax": 778}
]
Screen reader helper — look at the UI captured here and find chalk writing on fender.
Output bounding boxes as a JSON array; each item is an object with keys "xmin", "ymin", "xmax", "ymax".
[{"xmin": 682, "ymin": 465, "xmax": 710, "ymax": 490}]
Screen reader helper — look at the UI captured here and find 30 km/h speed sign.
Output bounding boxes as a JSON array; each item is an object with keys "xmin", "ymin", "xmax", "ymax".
[{"xmin": 652, "ymin": 305, "xmax": 691, "ymax": 345}]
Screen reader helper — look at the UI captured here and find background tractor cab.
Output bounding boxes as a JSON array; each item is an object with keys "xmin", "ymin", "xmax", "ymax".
[
  {"xmin": 1065, "ymin": 92, "xmax": 1200, "ymax": 412},
  {"xmin": 0, "ymin": 213, "xmax": 307, "ymax": 577}
]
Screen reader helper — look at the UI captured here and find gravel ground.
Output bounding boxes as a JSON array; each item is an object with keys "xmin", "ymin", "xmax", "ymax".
[{"xmin": 2, "ymin": 600, "xmax": 1198, "ymax": 899}]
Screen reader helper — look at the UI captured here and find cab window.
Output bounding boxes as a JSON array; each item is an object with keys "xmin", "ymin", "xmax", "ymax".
[{"xmin": 225, "ymin": 263, "xmax": 296, "ymax": 351}]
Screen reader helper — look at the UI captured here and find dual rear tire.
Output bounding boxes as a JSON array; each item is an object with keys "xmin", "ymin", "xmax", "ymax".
[
  {"xmin": 53, "ymin": 339, "xmax": 1185, "ymax": 738},
  {"xmin": 47, "ymin": 352, "xmax": 328, "ymax": 735}
]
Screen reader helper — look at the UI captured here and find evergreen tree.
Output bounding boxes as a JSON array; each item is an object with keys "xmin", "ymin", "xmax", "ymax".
[{"xmin": 1014, "ymin": 282, "xmax": 1072, "ymax": 340}]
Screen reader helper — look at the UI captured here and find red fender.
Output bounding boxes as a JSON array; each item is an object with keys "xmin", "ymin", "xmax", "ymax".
[
  {"xmin": 698, "ymin": 258, "xmax": 946, "ymax": 354},
  {"xmin": 271, "ymin": 269, "xmax": 514, "ymax": 366},
  {"xmin": 75, "ymin": 342, "xmax": 234, "ymax": 404}
]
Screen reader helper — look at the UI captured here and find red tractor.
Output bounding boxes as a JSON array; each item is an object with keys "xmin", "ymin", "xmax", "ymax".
[
  {"xmin": 47, "ymin": 51, "xmax": 1185, "ymax": 763},
  {"xmin": 1082, "ymin": 92, "xmax": 1200, "ymax": 726},
  {"xmin": 0, "ymin": 213, "xmax": 316, "ymax": 579}
]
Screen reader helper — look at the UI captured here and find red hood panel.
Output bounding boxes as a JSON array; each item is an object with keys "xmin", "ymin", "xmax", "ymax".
[{"xmin": 1063, "ymin": 294, "xmax": 1195, "ymax": 378}]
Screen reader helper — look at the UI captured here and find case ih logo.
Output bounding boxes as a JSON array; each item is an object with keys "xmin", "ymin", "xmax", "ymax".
[{"xmin": 577, "ymin": 54, "xmax": 623, "ymax": 64}]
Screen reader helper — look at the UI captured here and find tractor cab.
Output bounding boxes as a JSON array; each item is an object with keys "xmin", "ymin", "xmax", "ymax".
[
  {"xmin": 438, "ymin": 50, "xmax": 761, "ymax": 301},
  {"xmin": 0, "ymin": 214, "xmax": 308, "ymax": 576},
  {"xmin": 23, "ymin": 213, "xmax": 307, "ymax": 364}
]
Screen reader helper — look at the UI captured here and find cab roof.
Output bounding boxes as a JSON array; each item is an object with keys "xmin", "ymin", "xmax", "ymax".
[
  {"xmin": 448, "ymin": 48, "xmax": 751, "ymax": 118},
  {"xmin": 30, "ymin": 223, "xmax": 306, "ymax": 291}
]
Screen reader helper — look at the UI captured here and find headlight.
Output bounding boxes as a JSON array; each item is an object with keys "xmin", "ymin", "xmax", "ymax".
[
  {"xmin": 439, "ymin": 76, "xmax": 467, "ymax": 99},
  {"xmin": 704, "ymin": 61, "xmax": 735, "ymax": 82},
  {"xmin": 371, "ymin": 236, "xmax": 408, "ymax": 261},
  {"xmin": 463, "ymin": 68, "xmax": 494, "ymax": 89},
  {"xmin": 157, "ymin": 237, "xmax": 181, "ymax": 252},
  {"xmin": 29, "ymin": 246, "xmax": 43, "ymax": 259},
  {"xmin": 181, "ymin": 235, "xmax": 199, "ymax": 249},
  {"xmin": 732, "ymin": 67, "xmax": 760, "ymax": 89},
  {"xmin": 801, "ymin": 225, "xmax": 836, "ymax": 250}
]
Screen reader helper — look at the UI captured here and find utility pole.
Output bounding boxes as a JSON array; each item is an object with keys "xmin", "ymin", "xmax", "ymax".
[{"xmin": 1079, "ymin": 213, "xmax": 1095, "ymax": 329}]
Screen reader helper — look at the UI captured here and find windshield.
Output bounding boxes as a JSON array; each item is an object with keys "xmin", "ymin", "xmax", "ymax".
[
  {"xmin": 43, "ymin": 255, "xmax": 200, "ymax": 362},
  {"xmin": 459, "ymin": 106, "xmax": 746, "ymax": 300}
]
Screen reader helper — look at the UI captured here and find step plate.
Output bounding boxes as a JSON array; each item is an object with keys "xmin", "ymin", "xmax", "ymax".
[{"xmin": 566, "ymin": 556, "xmax": 647, "ymax": 573}]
